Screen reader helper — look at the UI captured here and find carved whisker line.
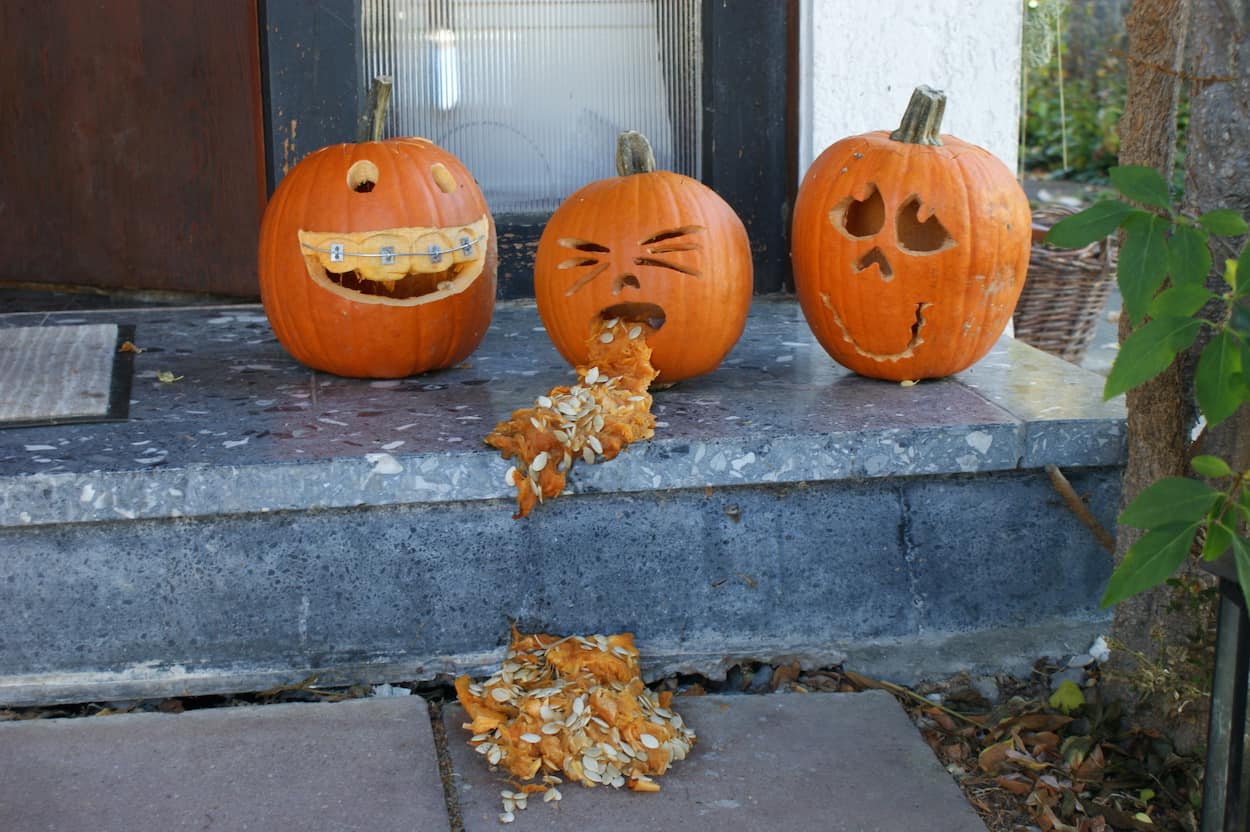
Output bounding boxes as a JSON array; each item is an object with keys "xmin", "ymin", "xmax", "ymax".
[
  {"xmin": 563, "ymin": 262, "xmax": 610, "ymax": 295},
  {"xmin": 558, "ymin": 257, "xmax": 600, "ymax": 270},
  {"xmin": 557, "ymin": 237, "xmax": 611, "ymax": 254},
  {"xmin": 646, "ymin": 242, "xmax": 702, "ymax": 254},
  {"xmin": 639, "ymin": 225, "xmax": 705, "ymax": 246},
  {"xmin": 634, "ymin": 256, "xmax": 701, "ymax": 277}
]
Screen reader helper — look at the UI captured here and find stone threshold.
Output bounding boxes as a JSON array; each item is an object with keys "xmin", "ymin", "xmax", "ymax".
[{"xmin": 0, "ymin": 296, "xmax": 1123, "ymax": 528}]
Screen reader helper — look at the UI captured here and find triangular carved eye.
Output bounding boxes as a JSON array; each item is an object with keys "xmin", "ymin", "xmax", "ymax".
[
  {"xmin": 831, "ymin": 184, "xmax": 885, "ymax": 239},
  {"xmin": 896, "ymin": 197, "xmax": 955, "ymax": 252}
]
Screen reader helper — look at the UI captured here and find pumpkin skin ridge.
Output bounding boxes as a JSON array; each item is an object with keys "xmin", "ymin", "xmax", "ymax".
[
  {"xmin": 792, "ymin": 121, "xmax": 1029, "ymax": 381},
  {"xmin": 259, "ymin": 139, "xmax": 497, "ymax": 378}
]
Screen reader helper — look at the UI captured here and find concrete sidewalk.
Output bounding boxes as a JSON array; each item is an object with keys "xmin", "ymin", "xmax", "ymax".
[{"xmin": 0, "ymin": 691, "xmax": 986, "ymax": 831}]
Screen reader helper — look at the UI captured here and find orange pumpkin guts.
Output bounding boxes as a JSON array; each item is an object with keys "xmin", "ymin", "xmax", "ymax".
[
  {"xmin": 486, "ymin": 316, "xmax": 658, "ymax": 518},
  {"xmin": 791, "ymin": 86, "xmax": 1031, "ymax": 381},
  {"xmin": 258, "ymin": 137, "xmax": 497, "ymax": 378},
  {"xmin": 455, "ymin": 626, "xmax": 697, "ymax": 817},
  {"xmin": 534, "ymin": 131, "xmax": 752, "ymax": 384}
]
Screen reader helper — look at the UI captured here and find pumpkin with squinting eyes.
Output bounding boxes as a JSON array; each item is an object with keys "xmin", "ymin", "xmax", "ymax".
[
  {"xmin": 534, "ymin": 132, "xmax": 752, "ymax": 384},
  {"xmin": 791, "ymin": 86, "xmax": 1031, "ymax": 381},
  {"xmin": 258, "ymin": 137, "xmax": 496, "ymax": 378}
]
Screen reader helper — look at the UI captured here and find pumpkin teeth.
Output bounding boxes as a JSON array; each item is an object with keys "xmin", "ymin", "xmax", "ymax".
[{"xmin": 297, "ymin": 216, "xmax": 489, "ymax": 305}]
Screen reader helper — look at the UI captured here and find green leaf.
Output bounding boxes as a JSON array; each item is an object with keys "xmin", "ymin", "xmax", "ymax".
[
  {"xmin": 1203, "ymin": 517, "xmax": 1235, "ymax": 561},
  {"xmin": 1149, "ymin": 283, "xmax": 1213, "ymax": 318},
  {"xmin": 1166, "ymin": 224, "xmax": 1212, "ymax": 287},
  {"xmin": 1198, "ymin": 209, "xmax": 1249, "ymax": 237},
  {"xmin": 1196, "ymin": 330, "xmax": 1245, "ymax": 426},
  {"xmin": 1104, "ymin": 316, "xmax": 1203, "ymax": 399},
  {"xmin": 1237, "ymin": 242, "xmax": 1250, "ymax": 298},
  {"xmin": 1119, "ymin": 477, "xmax": 1221, "ymax": 528},
  {"xmin": 1110, "ymin": 165, "xmax": 1174, "ymax": 211},
  {"xmin": 1119, "ymin": 213, "xmax": 1171, "ymax": 324},
  {"xmin": 1192, "ymin": 454, "xmax": 1234, "ymax": 479},
  {"xmin": 1044, "ymin": 199, "xmax": 1136, "ymax": 249},
  {"xmin": 1233, "ymin": 537, "xmax": 1250, "ymax": 605},
  {"xmin": 1048, "ymin": 680, "xmax": 1085, "ymax": 714},
  {"xmin": 1102, "ymin": 522, "xmax": 1202, "ymax": 607}
]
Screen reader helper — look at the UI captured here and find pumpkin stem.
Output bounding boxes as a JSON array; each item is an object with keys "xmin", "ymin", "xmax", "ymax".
[
  {"xmin": 357, "ymin": 75, "xmax": 394, "ymax": 143},
  {"xmin": 888, "ymin": 86, "xmax": 945, "ymax": 147},
  {"xmin": 616, "ymin": 131, "xmax": 657, "ymax": 176}
]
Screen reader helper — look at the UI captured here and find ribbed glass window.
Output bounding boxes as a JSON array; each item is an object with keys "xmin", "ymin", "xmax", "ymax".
[{"xmin": 360, "ymin": 0, "xmax": 702, "ymax": 214}]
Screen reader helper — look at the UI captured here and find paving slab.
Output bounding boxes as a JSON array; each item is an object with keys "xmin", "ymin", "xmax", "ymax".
[
  {"xmin": 0, "ymin": 697, "xmax": 449, "ymax": 832},
  {"xmin": 444, "ymin": 690, "xmax": 987, "ymax": 831}
]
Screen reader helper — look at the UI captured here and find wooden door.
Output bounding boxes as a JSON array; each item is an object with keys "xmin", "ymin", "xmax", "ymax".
[{"xmin": 0, "ymin": 1, "xmax": 266, "ymax": 297}]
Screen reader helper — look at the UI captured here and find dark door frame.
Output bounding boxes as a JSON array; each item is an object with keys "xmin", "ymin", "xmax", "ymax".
[{"xmin": 259, "ymin": 0, "xmax": 795, "ymax": 297}]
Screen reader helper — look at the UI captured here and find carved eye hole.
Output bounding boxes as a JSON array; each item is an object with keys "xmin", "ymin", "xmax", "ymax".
[
  {"xmin": 831, "ymin": 184, "xmax": 885, "ymax": 238},
  {"xmin": 896, "ymin": 197, "xmax": 954, "ymax": 253},
  {"xmin": 430, "ymin": 163, "xmax": 458, "ymax": 194}
]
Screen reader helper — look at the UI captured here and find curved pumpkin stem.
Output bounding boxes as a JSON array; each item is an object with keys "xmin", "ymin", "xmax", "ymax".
[
  {"xmin": 889, "ymin": 86, "xmax": 945, "ymax": 147},
  {"xmin": 616, "ymin": 131, "xmax": 657, "ymax": 176},
  {"xmin": 357, "ymin": 75, "xmax": 394, "ymax": 142}
]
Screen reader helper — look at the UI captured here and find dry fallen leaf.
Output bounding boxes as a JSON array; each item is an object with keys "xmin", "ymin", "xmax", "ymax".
[{"xmin": 156, "ymin": 370, "xmax": 183, "ymax": 383}]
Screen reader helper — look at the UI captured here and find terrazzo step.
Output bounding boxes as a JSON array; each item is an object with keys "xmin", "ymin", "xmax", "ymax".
[
  {"xmin": 0, "ymin": 691, "xmax": 988, "ymax": 831},
  {"xmin": 0, "ymin": 298, "xmax": 1124, "ymax": 707}
]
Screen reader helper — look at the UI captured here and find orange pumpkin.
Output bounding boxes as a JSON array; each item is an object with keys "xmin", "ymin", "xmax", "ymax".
[
  {"xmin": 258, "ymin": 137, "xmax": 497, "ymax": 378},
  {"xmin": 791, "ymin": 86, "xmax": 1031, "ymax": 381},
  {"xmin": 534, "ymin": 132, "xmax": 752, "ymax": 383}
]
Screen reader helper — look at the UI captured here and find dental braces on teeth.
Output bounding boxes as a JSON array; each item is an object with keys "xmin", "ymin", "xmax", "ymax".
[{"xmin": 301, "ymin": 234, "xmax": 485, "ymax": 266}]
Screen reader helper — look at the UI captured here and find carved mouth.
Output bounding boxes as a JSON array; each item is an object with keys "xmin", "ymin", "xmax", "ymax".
[
  {"xmin": 299, "ymin": 216, "xmax": 489, "ymax": 306},
  {"xmin": 597, "ymin": 302, "xmax": 667, "ymax": 331},
  {"xmin": 821, "ymin": 292, "xmax": 931, "ymax": 362}
]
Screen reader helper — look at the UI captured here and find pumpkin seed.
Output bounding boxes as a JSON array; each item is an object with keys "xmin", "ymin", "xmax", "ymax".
[
  {"xmin": 490, "ymin": 687, "xmax": 512, "ymax": 703},
  {"xmin": 520, "ymin": 732, "xmax": 542, "ymax": 743},
  {"xmin": 584, "ymin": 366, "xmax": 600, "ymax": 385},
  {"xmin": 599, "ymin": 332, "xmax": 614, "ymax": 343},
  {"xmin": 537, "ymin": 395, "xmax": 553, "ymax": 408},
  {"xmin": 639, "ymin": 733, "xmax": 660, "ymax": 749},
  {"xmin": 530, "ymin": 451, "xmax": 549, "ymax": 471},
  {"xmin": 583, "ymin": 446, "xmax": 596, "ymax": 465},
  {"xmin": 504, "ymin": 466, "xmax": 519, "ymax": 486},
  {"xmin": 499, "ymin": 811, "xmax": 515, "ymax": 824},
  {"xmin": 587, "ymin": 435, "xmax": 603, "ymax": 455},
  {"xmin": 628, "ymin": 325, "xmax": 642, "ymax": 339},
  {"xmin": 603, "ymin": 317, "xmax": 620, "ymax": 328}
]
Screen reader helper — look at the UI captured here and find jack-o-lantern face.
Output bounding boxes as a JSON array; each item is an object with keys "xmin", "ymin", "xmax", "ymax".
[
  {"xmin": 791, "ymin": 87, "xmax": 1031, "ymax": 381},
  {"xmin": 259, "ymin": 138, "xmax": 497, "ymax": 378},
  {"xmin": 535, "ymin": 132, "xmax": 752, "ymax": 383}
]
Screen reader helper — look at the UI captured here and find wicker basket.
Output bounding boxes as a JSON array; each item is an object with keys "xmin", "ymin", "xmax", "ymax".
[{"xmin": 1012, "ymin": 205, "xmax": 1117, "ymax": 363}]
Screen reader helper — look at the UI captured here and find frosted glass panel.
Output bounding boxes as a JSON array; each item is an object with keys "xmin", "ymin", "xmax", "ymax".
[{"xmin": 360, "ymin": 0, "xmax": 702, "ymax": 214}]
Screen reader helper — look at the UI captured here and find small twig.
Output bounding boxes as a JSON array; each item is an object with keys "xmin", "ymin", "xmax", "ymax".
[
  {"xmin": 843, "ymin": 670, "xmax": 984, "ymax": 727},
  {"xmin": 1046, "ymin": 464, "xmax": 1116, "ymax": 554},
  {"xmin": 357, "ymin": 75, "xmax": 394, "ymax": 142}
]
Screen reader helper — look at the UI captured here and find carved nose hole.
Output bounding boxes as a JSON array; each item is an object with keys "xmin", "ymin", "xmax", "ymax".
[
  {"xmin": 897, "ymin": 198, "xmax": 954, "ymax": 252},
  {"xmin": 831, "ymin": 184, "xmax": 884, "ymax": 239},
  {"xmin": 854, "ymin": 247, "xmax": 893, "ymax": 281},
  {"xmin": 613, "ymin": 274, "xmax": 641, "ymax": 295}
]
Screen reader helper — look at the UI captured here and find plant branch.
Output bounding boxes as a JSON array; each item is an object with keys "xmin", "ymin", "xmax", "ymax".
[{"xmin": 1046, "ymin": 464, "xmax": 1117, "ymax": 554}]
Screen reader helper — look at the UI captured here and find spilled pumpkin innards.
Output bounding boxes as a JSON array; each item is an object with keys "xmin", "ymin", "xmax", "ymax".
[
  {"xmin": 485, "ymin": 316, "xmax": 659, "ymax": 518},
  {"xmin": 454, "ymin": 627, "xmax": 697, "ymax": 823}
]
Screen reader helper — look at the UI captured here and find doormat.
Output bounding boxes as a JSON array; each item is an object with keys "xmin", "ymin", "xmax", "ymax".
[{"xmin": 0, "ymin": 323, "xmax": 136, "ymax": 428}]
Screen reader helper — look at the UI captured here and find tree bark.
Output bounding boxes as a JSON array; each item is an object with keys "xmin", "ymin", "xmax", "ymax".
[
  {"xmin": 1107, "ymin": 0, "xmax": 1212, "ymax": 751},
  {"xmin": 1185, "ymin": 0, "xmax": 1250, "ymax": 475}
]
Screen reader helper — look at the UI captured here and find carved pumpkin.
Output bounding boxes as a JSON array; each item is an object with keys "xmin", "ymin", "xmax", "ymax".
[
  {"xmin": 258, "ymin": 137, "xmax": 497, "ymax": 378},
  {"xmin": 791, "ymin": 86, "xmax": 1031, "ymax": 381},
  {"xmin": 534, "ymin": 132, "xmax": 752, "ymax": 383}
]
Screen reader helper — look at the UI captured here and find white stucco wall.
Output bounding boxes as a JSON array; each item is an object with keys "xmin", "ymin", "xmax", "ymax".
[{"xmin": 799, "ymin": 0, "xmax": 1023, "ymax": 180}]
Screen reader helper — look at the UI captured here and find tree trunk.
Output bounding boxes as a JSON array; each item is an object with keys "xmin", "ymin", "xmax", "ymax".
[
  {"xmin": 1184, "ymin": 0, "xmax": 1250, "ymax": 475},
  {"xmin": 1107, "ymin": 0, "xmax": 1213, "ymax": 752}
]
